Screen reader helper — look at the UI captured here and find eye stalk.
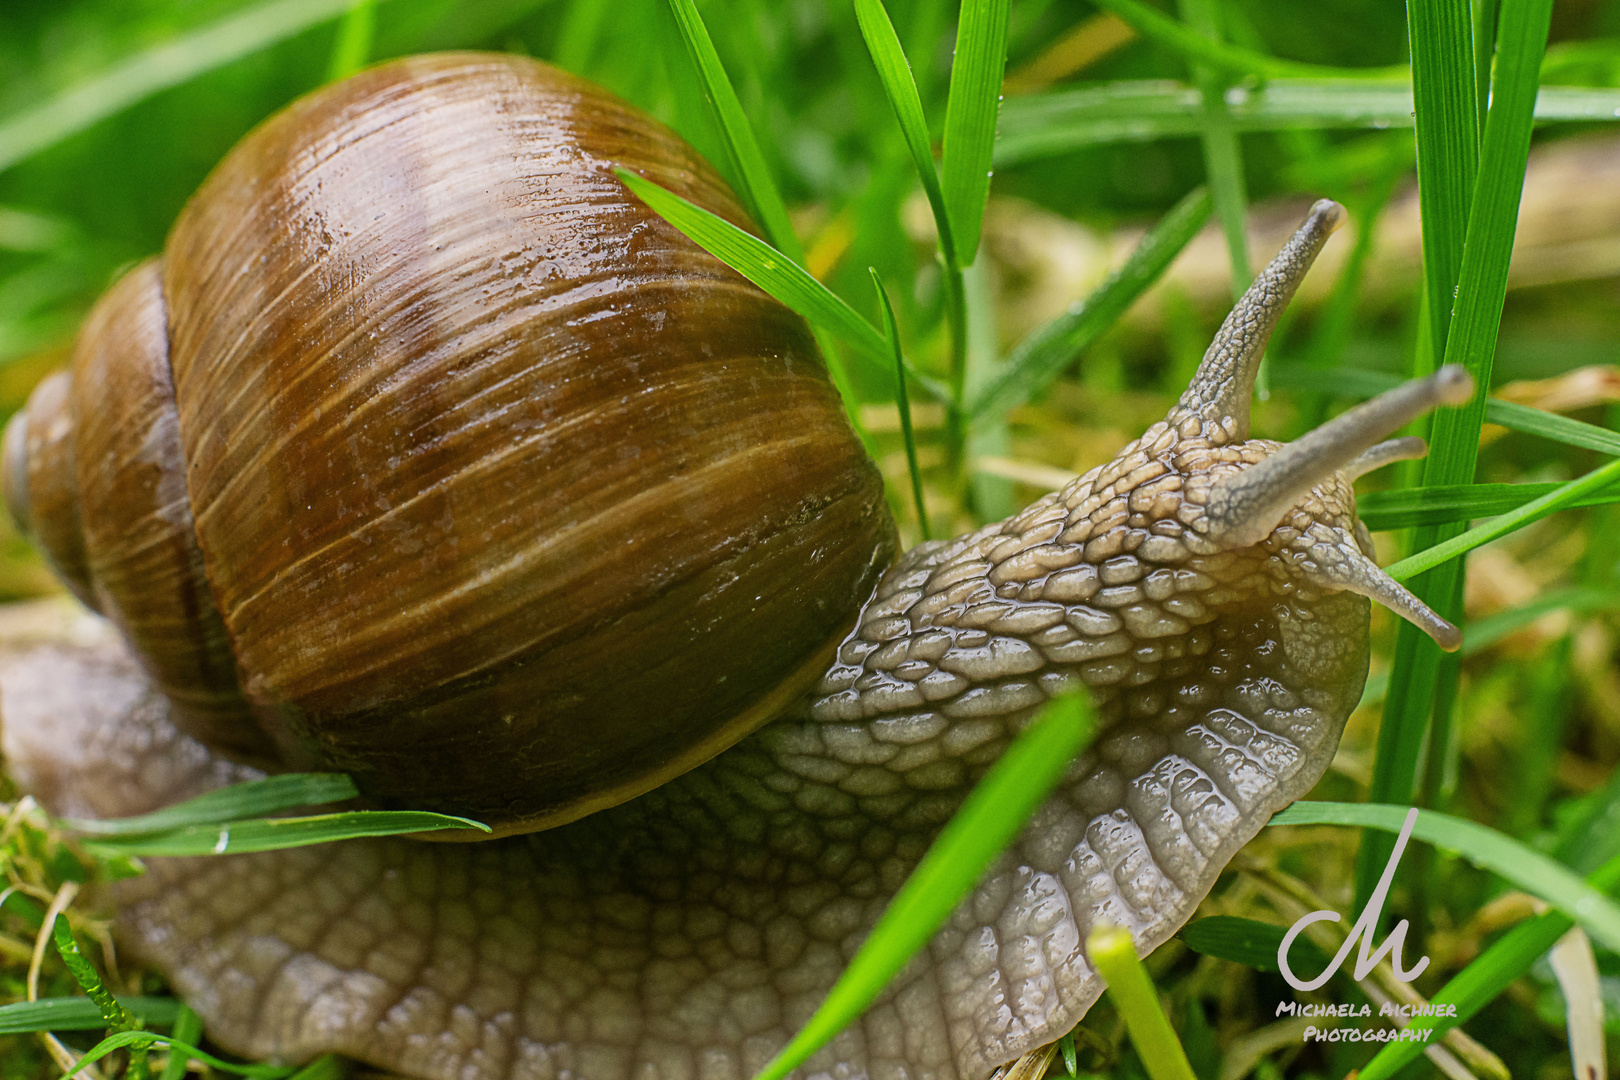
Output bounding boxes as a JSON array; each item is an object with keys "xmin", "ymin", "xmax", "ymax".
[
  {"xmin": 1178, "ymin": 198, "xmax": 1347, "ymax": 439},
  {"xmin": 1201, "ymin": 365, "xmax": 1476, "ymax": 551},
  {"xmin": 1195, "ymin": 365, "xmax": 1472, "ymax": 653},
  {"xmin": 1169, "ymin": 199, "xmax": 1474, "ymax": 653}
]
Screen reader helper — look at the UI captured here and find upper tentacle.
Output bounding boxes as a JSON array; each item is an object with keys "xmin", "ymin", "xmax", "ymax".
[
  {"xmin": 1177, "ymin": 199, "xmax": 1346, "ymax": 440},
  {"xmin": 1200, "ymin": 366, "xmax": 1474, "ymax": 549}
]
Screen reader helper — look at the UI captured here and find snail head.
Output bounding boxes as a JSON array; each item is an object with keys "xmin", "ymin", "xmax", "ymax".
[
  {"xmin": 1081, "ymin": 198, "xmax": 1468, "ymax": 657},
  {"xmin": 815, "ymin": 199, "xmax": 1469, "ymax": 845}
]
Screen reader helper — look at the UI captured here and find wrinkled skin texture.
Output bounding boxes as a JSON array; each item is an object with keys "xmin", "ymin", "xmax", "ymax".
[{"xmin": 2, "ymin": 397, "xmax": 1374, "ymax": 1079}]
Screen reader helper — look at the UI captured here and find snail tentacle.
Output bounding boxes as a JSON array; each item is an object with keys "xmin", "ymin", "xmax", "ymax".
[
  {"xmin": 1200, "ymin": 365, "xmax": 1474, "ymax": 549},
  {"xmin": 1178, "ymin": 198, "xmax": 1347, "ymax": 439},
  {"xmin": 1343, "ymin": 436, "xmax": 1430, "ymax": 481},
  {"xmin": 1198, "ymin": 366, "xmax": 1472, "ymax": 648},
  {"xmin": 1289, "ymin": 523, "xmax": 1464, "ymax": 651}
]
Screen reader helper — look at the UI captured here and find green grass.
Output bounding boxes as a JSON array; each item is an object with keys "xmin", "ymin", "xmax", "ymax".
[
  {"xmin": 4, "ymin": 0, "xmax": 1620, "ymax": 1077},
  {"xmin": 754, "ymin": 693, "xmax": 1097, "ymax": 1080},
  {"xmin": 0, "ymin": 0, "xmax": 385, "ymax": 172},
  {"xmin": 995, "ymin": 81, "xmax": 1620, "ymax": 165},
  {"xmin": 873, "ymin": 269, "xmax": 931, "ymax": 538},
  {"xmin": 969, "ymin": 184, "xmax": 1212, "ymax": 420},
  {"xmin": 59, "ymin": 773, "xmax": 361, "ymax": 835},
  {"xmin": 324, "ymin": 0, "xmax": 377, "ymax": 81},
  {"xmin": 1087, "ymin": 920, "xmax": 1198, "ymax": 1080},
  {"xmin": 1271, "ymin": 802, "xmax": 1620, "ymax": 949},
  {"xmin": 663, "ymin": 0, "xmax": 799, "ymax": 257},
  {"xmin": 56, "ymin": 772, "xmax": 489, "ymax": 855},
  {"xmin": 1360, "ymin": 0, "xmax": 1555, "ymax": 915},
  {"xmin": 939, "ymin": 0, "xmax": 1008, "ymax": 271},
  {"xmin": 1175, "ymin": 0, "xmax": 1252, "ymax": 310},
  {"xmin": 0, "ymin": 1000, "xmax": 180, "ymax": 1037},
  {"xmin": 855, "ymin": 0, "xmax": 956, "ymax": 263},
  {"xmin": 1385, "ymin": 455, "xmax": 1620, "ymax": 581}
]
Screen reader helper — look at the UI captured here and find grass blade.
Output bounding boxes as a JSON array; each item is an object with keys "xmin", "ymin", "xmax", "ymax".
[
  {"xmin": 1362, "ymin": 0, "xmax": 1553, "ymax": 910},
  {"xmin": 941, "ymin": 0, "xmax": 1010, "ymax": 268},
  {"xmin": 286, "ymin": 1055, "xmax": 346, "ymax": 1080},
  {"xmin": 82, "ymin": 810, "xmax": 488, "ymax": 856},
  {"xmin": 1175, "ymin": 0, "xmax": 1251, "ymax": 307},
  {"xmin": 1385, "ymin": 456, "xmax": 1620, "ymax": 581},
  {"xmin": 1178, "ymin": 916, "xmax": 1332, "ymax": 975},
  {"xmin": 1473, "ymin": 0, "xmax": 1500, "ymax": 123},
  {"xmin": 998, "ymin": 81, "xmax": 1209, "ymax": 163},
  {"xmin": 0, "ymin": 997, "xmax": 180, "ymax": 1035},
  {"xmin": 1059, "ymin": 1032, "xmax": 1079, "ymax": 1078},
  {"xmin": 63, "ymin": 1032, "xmax": 295, "ymax": 1079},
  {"xmin": 995, "ymin": 81, "xmax": 1620, "ymax": 165},
  {"xmin": 1087, "ymin": 921, "xmax": 1197, "ymax": 1080},
  {"xmin": 856, "ymin": 0, "xmax": 955, "ymax": 260},
  {"xmin": 1426, "ymin": 0, "xmax": 1553, "ymax": 466},
  {"xmin": 64, "ymin": 773, "xmax": 358, "ymax": 836},
  {"xmin": 617, "ymin": 169, "xmax": 943, "ymax": 394},
  {"xmin": 53, "ymin": 918, "xmax": 138, "ymax": 1034},
  {"xmin": 157, "ymin": 1006, "xmax": 202, "ymax": 1080},
  {"xmin": 1357, "ymin": 851, "xmax": 1620, "ymax": 1080},
  {"xmin": 970, "ymin": 186, "xmax": 1212, "ymax": 419},
  {"xmin": 663, "ymin": 0, "xmax": 801, "ymax": 258},
  {"xmin": 53, "ymin": 915, "xmax": 151, "ymax": 1079},
  {"xmin": 873, "ymin": 270, "xmax": 930, "ymax": 539},
  {"xmin": 752, "ymin": 692, "xmax": 1098, "ymax": 1080},
  {"xmin": 1358, "ymin": 481, "xmax": 1620, "ymax": 530},
  {"xmin": 0, "ymin": 0, "xmax": 387, "ymax": 173},
  {"xmin": 1272, "ymin": 802, "xmax": 1620, "ymax": 950},
  {"xmin": 858, "ymin": 0, "xmax": 972, "ymax": 455},
  {"xmin": 324, "ymin": 0, "xmax": 378, "ymax": 82},
  {"xmin": 1407, "ymin": 0, "xmax": 1480, "ymax": 366},
  {"xmin": 1087, "ymin": 0, "xmax": 1404, "ymax": 81},
  {"xmin": 1484, "ymin": 398, "xmax": 1620, "ymax": 455}
]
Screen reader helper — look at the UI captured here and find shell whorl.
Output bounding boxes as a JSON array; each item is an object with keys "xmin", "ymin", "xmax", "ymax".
[
  {"xmin": 3, "ymin": 370, "xmax": 97, "ymax": 610},
  {"xmin": 1, "ymin": 263, "xmax": 259, "ymax": 756}
]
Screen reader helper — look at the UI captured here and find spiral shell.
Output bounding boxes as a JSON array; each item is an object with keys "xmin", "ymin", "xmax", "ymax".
[{"xmin": 1, "ymin": 53, "xmax": 896, "ymax": 835}]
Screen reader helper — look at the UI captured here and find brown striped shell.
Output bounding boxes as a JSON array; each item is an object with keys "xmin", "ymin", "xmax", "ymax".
[{"xmin": 0, "ymin": 53, "xmax": 895, "ymax": 836}]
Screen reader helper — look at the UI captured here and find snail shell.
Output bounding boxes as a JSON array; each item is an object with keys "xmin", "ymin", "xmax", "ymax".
[
  {"xmin": 1, "ymin": 53, "xmax": 895, "ymax": 834},
  {"xmin": 0, "ymin": 52, "xmax": 1472, "ymax": 1080}
]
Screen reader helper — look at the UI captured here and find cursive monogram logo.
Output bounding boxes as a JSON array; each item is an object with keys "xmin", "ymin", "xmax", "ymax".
[{"xmin": 1277, "ymin": 807, "xmax": 1431, "ymax": 991}]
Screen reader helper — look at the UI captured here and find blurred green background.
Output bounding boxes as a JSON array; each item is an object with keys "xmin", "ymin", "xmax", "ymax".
[
  {"xmin": 4, "ymin": 1, "xmax": 1620, "ymax": 1077},
  {"xmin": 4, "ymin": 0, "xmax": 1620, "ymax": 526}
]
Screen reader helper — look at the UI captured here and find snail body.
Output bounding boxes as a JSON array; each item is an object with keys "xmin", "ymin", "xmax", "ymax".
[{"xmin": 0, "ymin": 53, "xmax": 1470, "ymax": 1080}]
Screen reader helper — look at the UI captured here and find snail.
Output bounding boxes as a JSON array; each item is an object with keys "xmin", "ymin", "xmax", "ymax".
[{"xmin": 0, "ymin": 52, "xmax": 1472, "ymax": 1080}]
